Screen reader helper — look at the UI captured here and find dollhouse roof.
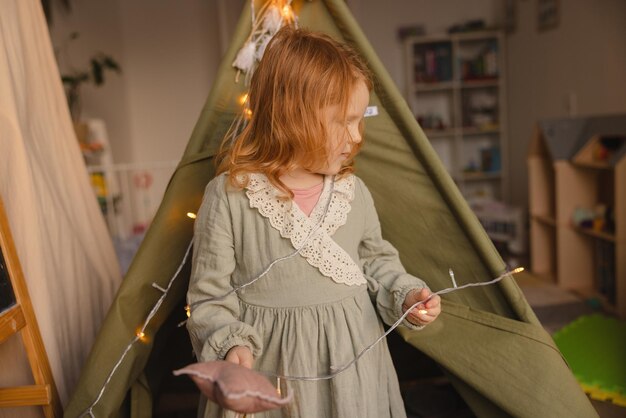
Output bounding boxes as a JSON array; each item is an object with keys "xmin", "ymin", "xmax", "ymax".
[{"xmin": 531, "ymin": 114, "xmax": 626, "ymax": 164}]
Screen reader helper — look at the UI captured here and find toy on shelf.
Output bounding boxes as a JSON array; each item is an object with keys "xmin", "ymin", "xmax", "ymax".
[{"xmin": 572, "ymin": 204, "xmax": 614, "ymax": 235}]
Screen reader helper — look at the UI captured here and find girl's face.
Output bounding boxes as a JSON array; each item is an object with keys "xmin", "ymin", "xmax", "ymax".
[{"xmin": 319, "ymin": 79, "xmax": 370, "ymax": 175}]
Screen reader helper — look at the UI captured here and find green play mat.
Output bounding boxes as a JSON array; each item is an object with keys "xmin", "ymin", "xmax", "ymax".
[{"xmin": 553, "ymin": 314, "xmax": 626, "ymax": 407}]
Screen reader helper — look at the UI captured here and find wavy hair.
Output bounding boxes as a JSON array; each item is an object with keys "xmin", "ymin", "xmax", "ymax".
[{"xmin": 216, "ymin": 26, "xmax": 372, "ymax": 197}]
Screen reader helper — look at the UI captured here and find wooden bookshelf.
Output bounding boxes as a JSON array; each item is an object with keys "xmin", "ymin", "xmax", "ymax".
[{"xmin": 528, "ymin": 116, "xmax": 626, "ymax": 317}]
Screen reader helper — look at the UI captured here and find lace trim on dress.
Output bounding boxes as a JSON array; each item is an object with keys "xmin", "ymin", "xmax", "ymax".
[{"xmin": 245, "ymin": 173, "xmax": 366, "ymax": 286}]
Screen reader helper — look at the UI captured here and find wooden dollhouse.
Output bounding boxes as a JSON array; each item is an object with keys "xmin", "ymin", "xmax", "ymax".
[{"xmin": 528, "ymin": 114, "xmax": 626, "ymax": 318}]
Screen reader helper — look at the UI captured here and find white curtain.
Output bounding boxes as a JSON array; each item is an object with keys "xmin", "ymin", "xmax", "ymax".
[{"xmin": 0, "ymin": 0, "xmax": 122, "ymax": 414}]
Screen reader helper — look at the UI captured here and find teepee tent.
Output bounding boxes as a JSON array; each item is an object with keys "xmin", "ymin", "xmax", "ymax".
[{"xmin": 65, "ymin": 1, "xmax": 597, "ymax": 417}]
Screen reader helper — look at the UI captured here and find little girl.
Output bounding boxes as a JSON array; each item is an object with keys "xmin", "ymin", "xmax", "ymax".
[{"xmin": 187, "ymin": 26, "xmax": 441, "ymax": 418}]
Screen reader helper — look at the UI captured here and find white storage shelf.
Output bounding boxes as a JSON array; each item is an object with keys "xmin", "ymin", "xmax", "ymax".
[{"xmin": 403, "ymin": 30, "xmax": 508, "ymax": 202}]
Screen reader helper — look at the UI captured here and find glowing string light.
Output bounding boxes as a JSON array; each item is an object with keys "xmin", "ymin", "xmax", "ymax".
[
  {"xmin": 187, "ymin": 212, "xmax": 197, "ymax": 219},
  {"xmin": 281, "ymin": 4, "xmax": 294, "ymax": 21}
]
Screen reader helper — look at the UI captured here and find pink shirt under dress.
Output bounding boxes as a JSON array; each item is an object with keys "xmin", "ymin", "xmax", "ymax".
[{"xmin": 291, "ymin": 181, "xmax": 324, "ymax": 216}]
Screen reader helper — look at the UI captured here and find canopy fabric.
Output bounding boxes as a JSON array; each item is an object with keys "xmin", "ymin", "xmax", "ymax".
[
  {"xmin": 0, "ymin": 0, "xmax": 122, "ymax": 414},
  {"xmin": 65, "ymin": 1, "xmax": 597, "ymax": 417}
]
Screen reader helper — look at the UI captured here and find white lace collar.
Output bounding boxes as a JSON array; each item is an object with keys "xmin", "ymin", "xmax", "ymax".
[{"xmin": 245, "ymin": 173, "xmax": 366, "ymax": 286}]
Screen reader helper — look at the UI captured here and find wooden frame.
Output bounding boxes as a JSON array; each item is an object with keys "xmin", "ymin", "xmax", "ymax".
[
  {"xmin": 537, "ymin": 0, "xmax": 559, "ymax": 31},
  {"xmin": 0, "ymin": 196, "xmax": 61, "ymax": 416}
]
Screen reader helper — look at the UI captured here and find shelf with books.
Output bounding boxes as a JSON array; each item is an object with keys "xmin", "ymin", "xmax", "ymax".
[
  {"xmin": 458, "ymin": 35, "xmax": 499, "ymax": 81},
  {"xmin": 460, "ymin": 136, "xmax": 501, "ymax": 180},
  {"xmin": 410, "ymin": 40, "xmax": 453, "ymax": 84},
  {"xmin": 404, "ymin": 30, "xmax": 507, "ymax": 201}
]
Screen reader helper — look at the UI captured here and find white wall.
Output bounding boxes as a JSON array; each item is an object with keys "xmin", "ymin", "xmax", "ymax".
[
  {"xmin": 49, "ymin": 0, "xmax": 132, "ymax": 163},
  {"xmin": 48, "ymin": 0, "xmax": 244, "ymax": 165},
  {"xmin": 116, "ymin": 0, "xmax": 220, "ymax": 164},
  {"xmin": 506, "ymin": 0, "xmax": 626, "ymax": 208}
]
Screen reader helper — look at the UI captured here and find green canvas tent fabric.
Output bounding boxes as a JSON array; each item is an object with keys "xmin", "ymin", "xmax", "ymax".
[{"xmin": 65, "ymin": 1, "xmax": 598, "ymax": 417}]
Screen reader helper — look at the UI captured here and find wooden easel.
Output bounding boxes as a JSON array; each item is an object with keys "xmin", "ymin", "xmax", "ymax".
[{"xmin": 0, "ymin": 196, "xmax": 62, "ymax": 417}]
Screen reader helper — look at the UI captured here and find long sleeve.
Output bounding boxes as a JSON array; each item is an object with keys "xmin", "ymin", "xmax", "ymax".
[
  {"xmin": 356, "ymin": 179, "xmax": 429, "ymax": 330},
  {"xmin": 186, "ymin": 176, "xmax": 263, "ymax": 361}
]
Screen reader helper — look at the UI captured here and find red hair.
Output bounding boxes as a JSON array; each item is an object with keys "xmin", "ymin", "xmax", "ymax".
[{"xmin": 217, "ymin": 26, "xmax": 372, "ymax": 197}]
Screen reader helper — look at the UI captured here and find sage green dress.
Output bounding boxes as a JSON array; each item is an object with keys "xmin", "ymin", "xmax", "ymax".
[{"xmin": 187, "ymin": 172, "xmax": 429, "ymax": 418}]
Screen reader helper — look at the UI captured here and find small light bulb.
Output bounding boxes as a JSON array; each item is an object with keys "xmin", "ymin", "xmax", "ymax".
[
  {"xmin": 245, "ymin": 108, "xmax": 253, "ymax": 118},
  {"xmin": 187, "ymin": 212, "xmax": 196, "ymax": 219},
  {"xmin": 281, "ymin": 5, "xmax": 293, "ymax": 19},
  {"xmin": 512, "ymin": 267, "xmax": 525, "ymax": 274},
  {"xmin": 137, "ymin": 331, "xmax": 145, "ymax": 339},
  {"xmin": 238, "ymin": 93, "xmax": 248, "ymax": 106},
  {"xmin": 185, "ymin": 305, "xmax": 191, "ymax": 318}
]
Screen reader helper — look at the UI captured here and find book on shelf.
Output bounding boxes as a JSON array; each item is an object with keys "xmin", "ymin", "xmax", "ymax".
[
  {"xmin": 460, "ymin": 40, "xmax": 498, "ymax": 81},
  {"xmin": 414, "ymin": 43, "xmax": 452, "ymax": 83},
  {"xmin": 480, "ymin": 145, "xmax": 501, "ymax": 172}
]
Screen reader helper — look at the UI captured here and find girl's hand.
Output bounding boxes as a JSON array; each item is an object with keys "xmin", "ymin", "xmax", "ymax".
[
  {"xmin": 224, "ymin": 345, "xmax": 254, "ymax": 369},
  {"xmin": 402, "ymin": 288, "xmax": 441, "ymax": 326}
]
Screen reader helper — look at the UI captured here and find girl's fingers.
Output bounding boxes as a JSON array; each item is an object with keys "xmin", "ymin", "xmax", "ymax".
[
  {"xmin": 241, "ymin": 357, "xmax": 253, "ymax": 369},
  {"xmin": 425, "ymin": 295, "xmax": 441, "ymax": 309},
  {"xmin": 408, "ymin": 310, "xmax": 432, "ymax": 324},
  {"xmin": 405, "ymin": 291, "xmax": 441, "ymax": 325}
]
